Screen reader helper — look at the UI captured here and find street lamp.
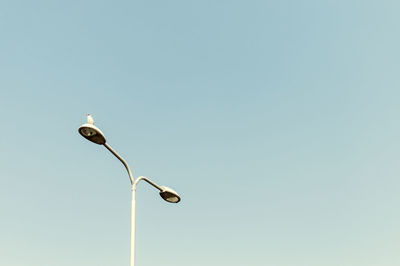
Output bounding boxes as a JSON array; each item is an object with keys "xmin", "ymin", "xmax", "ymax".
[{"xmin": 78, "ymin": 121, "xmax": 180, "ymax": 266}]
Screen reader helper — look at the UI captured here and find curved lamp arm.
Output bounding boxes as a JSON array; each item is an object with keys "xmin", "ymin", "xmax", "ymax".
[
  {"xmin": 104, "ymin": 143, "xmax": 134, "ymax": 185},
  {"xmin": 134, "ymin": 176, "xmax": 162, "ymax": 191}
]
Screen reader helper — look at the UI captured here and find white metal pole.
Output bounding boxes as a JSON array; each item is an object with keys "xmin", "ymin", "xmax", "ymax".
[
  {"xmin": 102, "ymin": 144, "xmax": 136, "ymax": 266},
  {"xmin": 130, "ymin": 185, "xmax": 136, "ymax": 266}
]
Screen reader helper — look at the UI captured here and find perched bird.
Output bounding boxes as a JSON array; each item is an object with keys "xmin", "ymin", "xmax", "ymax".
[{"xmin": 87, "ymin": 114, "xmax": 94, "ymax": 125}]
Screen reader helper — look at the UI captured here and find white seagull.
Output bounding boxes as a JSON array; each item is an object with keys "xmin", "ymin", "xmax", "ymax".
[{"xmin": 87, "ymin": 114, "xmax": 94, "ymax": 125}]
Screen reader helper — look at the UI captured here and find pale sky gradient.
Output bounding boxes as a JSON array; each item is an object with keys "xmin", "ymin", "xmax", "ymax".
[{"xmin": 1, "ymin": 1, "xmax": 400, "ymax": 265}]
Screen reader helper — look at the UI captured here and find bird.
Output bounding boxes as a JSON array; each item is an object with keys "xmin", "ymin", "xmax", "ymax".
[{"xmin": 87, "ymin": 114, "xmax": 94, "ymax": 125}]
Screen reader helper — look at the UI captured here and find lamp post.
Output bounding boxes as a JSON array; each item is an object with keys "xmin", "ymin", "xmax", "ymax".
[{"xmin": 78, "ymin": 122, "xmax": 180, "ymax": 266}]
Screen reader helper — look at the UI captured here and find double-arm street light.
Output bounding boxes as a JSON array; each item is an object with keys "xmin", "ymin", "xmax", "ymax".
[{"xmin": 78, "ymin": 119, "xmax": 180, "ymax": 266}]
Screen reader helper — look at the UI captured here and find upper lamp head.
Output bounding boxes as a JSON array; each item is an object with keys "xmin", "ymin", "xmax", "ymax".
[
  {"xmin": 78, "ymin": 124, "xmax": 106, "ymax": 145},
  {"xmin": 159, "ymin": 186, "xmax": 181, "ymax": 203}
]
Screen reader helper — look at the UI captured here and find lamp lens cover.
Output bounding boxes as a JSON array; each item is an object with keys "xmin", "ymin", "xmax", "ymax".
[{"xmin": 81, "ymin": 128, "xmax": 97, "ymax": 137}]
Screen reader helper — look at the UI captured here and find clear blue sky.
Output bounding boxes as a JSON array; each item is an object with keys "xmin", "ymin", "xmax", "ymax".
[{"xmin": 1, "ymin": 1, "xmax": 400, "ymax": 265}]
